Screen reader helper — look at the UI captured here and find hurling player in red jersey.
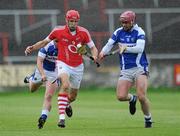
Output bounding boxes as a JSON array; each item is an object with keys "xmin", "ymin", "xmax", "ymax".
[{"xmin": 25, "ymin": 9, "xmax": 98, "ymax": 128}]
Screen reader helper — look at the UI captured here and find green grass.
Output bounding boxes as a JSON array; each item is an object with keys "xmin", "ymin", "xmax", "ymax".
[{"xmin": 0, "ymin": 87, "xmax": 180, "ymax": 136}]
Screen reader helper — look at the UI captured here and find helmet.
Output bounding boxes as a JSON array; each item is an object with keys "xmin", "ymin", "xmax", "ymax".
[
  {"xmin": 66, "ymin": 10, "xmax": 80, "ymax": 21},
  {"xmin": 119, "ymin": 10, "xmax": 136, "ymax": 23}
]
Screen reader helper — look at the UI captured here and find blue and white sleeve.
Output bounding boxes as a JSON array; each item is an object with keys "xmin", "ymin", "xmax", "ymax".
[
  {"xmin": 38, "ymin": 48, "xmax": 46, "ymax": 59},
  {"xmin": 125, "ymin": 29, "xmax": 146, "ymax": 53},
  {"xmin": 101, "ymin": 38, "xmax": 116, "ymax": 55},
  {"xmin": 125, "ymin": 39, "xmax": 145, "ymax": 53}
]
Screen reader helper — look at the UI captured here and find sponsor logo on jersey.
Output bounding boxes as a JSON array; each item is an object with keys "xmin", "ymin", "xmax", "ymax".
[{"xmin": 62, "ymin": 38, "xmax": 69, "ymax": 42}]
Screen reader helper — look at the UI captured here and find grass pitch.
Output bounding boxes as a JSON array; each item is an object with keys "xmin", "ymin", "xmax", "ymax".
[{"xmin": 0, "ymin": 87, "xmax": 180, "ymax": 136}]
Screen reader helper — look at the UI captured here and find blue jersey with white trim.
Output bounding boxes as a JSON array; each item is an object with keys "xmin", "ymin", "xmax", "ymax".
[
  {"xmin": 112, "ymin": 24, "xmax": 148, "ymax": 70},
  {"xmin": 38, "ymin": 41, "xmax": 58, "ymax": 71}
]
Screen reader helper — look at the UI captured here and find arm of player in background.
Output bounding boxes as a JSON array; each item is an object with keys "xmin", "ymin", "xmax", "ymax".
[{"xmin": 37, "ymin": 56, "xmax": 47, "ymax": 82}]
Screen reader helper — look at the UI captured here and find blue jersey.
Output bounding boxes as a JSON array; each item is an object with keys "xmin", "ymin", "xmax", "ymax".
[
  {"xmin": 38, "ymin": 41, "xmax": 58, "ymax": 71},
  {"xmin": 112, "ymin": 24, "xmax": 148, "ymax": 70}
]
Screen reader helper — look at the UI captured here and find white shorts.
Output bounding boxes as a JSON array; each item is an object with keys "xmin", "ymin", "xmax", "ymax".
[
  {"xmin": 119, "ymin": 66, "xmax": 149, "ymax": 82},
  {"xmin": 57, "ymin": 61, "xmax": 84, "ymax": 89},
  {"xmin": 30, "ymin": 67, "xmax": 58, "ymax": 84}
]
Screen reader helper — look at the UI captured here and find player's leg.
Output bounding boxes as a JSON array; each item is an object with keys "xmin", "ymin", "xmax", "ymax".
[
  {"xmin": 136, "ymin": 74, "xmax": 152, "ymax": 128},
  {"xmin": 38, "ymin": 81, "xmax": 57, "ymax": 129},
  {"xmin": 24, "ymin": 69, "xmax": 43, "ymax": 92},
  {"xmin": 116, "ymin": 69, "xmax": 137, "ymax": 115},
  {"xmin": 116, "ymin": 79, "xmax": 137, "ymax": 114},
  {"xmin": 65, "ymin": 63, "xmax": 84, "ymax": 118},
  {"xmin": 57, "ymin": 62, "xmax": 84, "ymax": 128},
  {"xmin": 65, "ymin": 88, "xmax": 77, "ymax": 118},
  {"xmin": 57, "ymin": 71, "xmax": 70, "ymax": 128},
  {"xmin": 116, "ymin": 79, "xmax": 132, "ymax": 101},
  {"xmin": 29, "ymin": 81, "xmax": 42, "ymax": 93}
]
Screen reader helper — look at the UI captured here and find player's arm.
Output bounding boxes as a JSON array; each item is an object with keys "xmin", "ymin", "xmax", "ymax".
[
  {"xmin": 90, "ymin": 46, "xmax": 98, "ymax": 62},
  {"xmin": 25, "ymin": 39, "xmax": 51, "ymax": 55},
  {"xmin": 119, "ymin": 31, "xmax": 146, "ymax": 54},
  {"xmin": 86, "ymin": 41, "xmax": 98, "ymax": 62},
  {"xmin": 37, "ymin": 56, "xmax": 46, "ymax": 82},
  {"xmin": 36, "ymin": 46, "xmax": 48, "ymax": 82},
  {"xmin": 126, "ymin": 39, "xmax": 145, "ymax": 53},
  {"xmin": 99, "ymin": 38, "xmax": 115, "ymax": 60},
  {"xmin": 119, "ymin": 39, "xmax": 145, "ymax": 54}
]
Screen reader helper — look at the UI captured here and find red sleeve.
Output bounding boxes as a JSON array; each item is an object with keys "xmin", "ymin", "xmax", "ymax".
[
  {"xmin": 48, "ymin": 28, "xmax": 58, "ymax": 40},
  {"xmin": 79, "ymin": 26, "xmax": 92, "ymax": 44},
  {"xmin": 84, "ymin": 30, "xmax": 92, "ymax": 43}
]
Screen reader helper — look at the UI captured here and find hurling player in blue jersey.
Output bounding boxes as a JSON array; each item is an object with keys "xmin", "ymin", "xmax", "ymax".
[
  {"xmin": 99, "ymin": 10, "xmax": 153, "ymax": 128},
  {"xmin": 24, "ymin": 40, "xmax": 59, "ymax": 129}
]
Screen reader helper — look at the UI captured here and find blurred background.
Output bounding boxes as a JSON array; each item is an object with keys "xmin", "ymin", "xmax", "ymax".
[{"xmin": 0, "ymin": 0, "xmax": 180, "ymax": 90}]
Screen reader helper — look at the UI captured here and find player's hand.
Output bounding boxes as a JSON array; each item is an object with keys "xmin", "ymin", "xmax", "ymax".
[
  {"xmin": 119, "ymin": 45, "xmax": 127, "ymax": 54},
  {"xmin": 41, "ymin": 75, "xmax": 47, "ymax": 82},
  {"xmin": 92, "ymin": 55, "xmax": 98, "ymax": 62},
  {"xmin": 98, "ymin": 52, "xmax": 105, "ymax": 60},
  {"xmin": 25, "ymin": 46, "xmax": 33, "ymax": 56},
  {"xmin": 77, "ymin": 44, "xmax": 87, "ymax": 55}
]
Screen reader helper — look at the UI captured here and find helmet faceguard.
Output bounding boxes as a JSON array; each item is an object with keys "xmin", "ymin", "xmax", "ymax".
[{"xmin": 119, "ymin": 10, "xmax": 136, "ymax": 24}]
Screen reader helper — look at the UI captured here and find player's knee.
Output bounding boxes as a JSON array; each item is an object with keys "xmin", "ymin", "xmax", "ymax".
[
  {"xmin": 69, "ymin": 89, "xmax": 78, "ymax": 102},
  {"xmin": 29, "ymin": 87, "xmax": 37, "ymax": 93},
  {"xmin": 68, "ymin": 93, "xmax": 77, "ymax": 102},
  {"xmin": 69, "ymin": 96, "xmax": 76, "ymax": 102},
  {"xmin": 117, "ymin": 94, "xmax": 127, "ymax": 101},
  {"xmin": 29, "ymin": 84, "xmax": 39, "ymax": 93}
]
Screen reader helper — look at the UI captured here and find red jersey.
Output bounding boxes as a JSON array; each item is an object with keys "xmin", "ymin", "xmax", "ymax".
[{"xmin": 47, "ymin": 25, "xmax": 92, "ymax": 67}]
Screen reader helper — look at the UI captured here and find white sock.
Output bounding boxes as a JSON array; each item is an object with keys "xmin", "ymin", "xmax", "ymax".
[
  {"xmin": 59, "ymin": 114, "xmax": 65, "ymax": 120},
  {"xmin": 41, "ymin": 109, "xmax": 49, "ymax": 116},
  {"xmin": 129, "ymin": 94, "xmax": 134, "ymax": 102},
  {"xmin": 144, "ymin": 114, "xmax": 152, "ymax": 122},
  {"xmin": 144, "ymin": 113, "xmax": 151, "ymax": 119}
]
